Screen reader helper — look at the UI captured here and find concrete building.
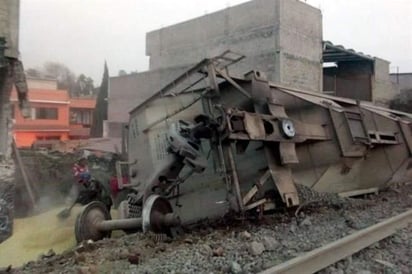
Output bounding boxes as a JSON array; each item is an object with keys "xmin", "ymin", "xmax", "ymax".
[
  {"xmin": 109, "ymin": 0, "xmax": 323, "ymax": 136},
  {"xmin": 10, "ymin": 78, "xmax": 96, "ymax": 148},
  {"xmin": 322, "ymin": 42, "xmax": 398, "ymax": 105},
  {"xmin": 146, "ymin": 0, "xmax": 322, "ymax": 91}
]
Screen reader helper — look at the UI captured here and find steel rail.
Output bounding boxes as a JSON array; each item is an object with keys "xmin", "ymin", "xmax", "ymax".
[{"xmin": 260, "ymin": 208, "xmax": 412, "ymax": 274}]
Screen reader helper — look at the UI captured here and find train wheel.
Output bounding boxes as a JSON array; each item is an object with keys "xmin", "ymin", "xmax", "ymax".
[{"xmin": 75, "ymin": 201, "xmax": 112, "ymax": 243}]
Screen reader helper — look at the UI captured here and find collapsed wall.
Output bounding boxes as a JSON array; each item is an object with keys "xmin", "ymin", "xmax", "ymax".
[
  {"xmin": 0, "ymin": 61, "xmax": 15, "ymax": 242},
  {"xmin": 0, "ymin": 0, "xmax": 26, "ymax": 242},
  {"xmin": 0, "ymin": 0, "xmax": 18, "ymax": 160}
]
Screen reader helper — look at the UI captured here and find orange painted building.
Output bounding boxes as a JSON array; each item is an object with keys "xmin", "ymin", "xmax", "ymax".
[
  {"xmin": 10, "ymin": 79, "xmax": 96, "ymax": 148},
  {"xmin": 69, "ymin": 97, "xmax": 96, "ymax": 139}
]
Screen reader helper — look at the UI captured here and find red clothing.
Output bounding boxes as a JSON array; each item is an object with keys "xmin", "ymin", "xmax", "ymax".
[
  {"xmin": 109, "ymin": 176, "xmax": 128, "ymax": 196},
  {"xmin": 72, "ymin": 163, "xmax": 89, "ymax": 183}
]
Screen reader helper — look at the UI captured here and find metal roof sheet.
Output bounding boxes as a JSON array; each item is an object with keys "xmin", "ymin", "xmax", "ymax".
[{"xmin": 323, "ymin": 41, "xmax": 374, "ymax": 63}]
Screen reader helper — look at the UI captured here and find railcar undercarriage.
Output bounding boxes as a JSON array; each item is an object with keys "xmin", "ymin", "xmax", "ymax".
[{"xmin": 75, "ymin": 53, "xmax": 412, "ymax": 242}]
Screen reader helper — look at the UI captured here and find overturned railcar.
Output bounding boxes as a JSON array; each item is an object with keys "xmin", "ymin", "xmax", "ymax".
[{"xmin": 75, "ymin": 57, "xmax": 412, "ymax": 242}]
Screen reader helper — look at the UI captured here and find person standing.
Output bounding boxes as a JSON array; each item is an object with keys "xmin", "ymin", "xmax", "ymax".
[{"xmin": 66, "ymin": 157, "xmax": 91, "ymax": 205}]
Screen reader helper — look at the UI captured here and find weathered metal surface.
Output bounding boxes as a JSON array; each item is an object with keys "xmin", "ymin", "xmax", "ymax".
[
  {"xmin": 75, "ymin": 201, "xmax": 112, "ymax": 243},
  {"xmin": 75, "ymin": 195, "xmax": 180, "ymax": 242},
  {"xmin": 226, "ymin": 109, "xmax": 329, "ymax": 143},
  {"xmin": 115, "ymin": 58, "xmax": 412, "ymax": 231},
  {"xmin": 124, "ymin": 59, "xmax": 412, "ymax": 225},
  {"xmin": 399, "ymin": 121, "xmax": 412, "ymax": 155},
  {"xmin": 264, "ymin": 146, "xmax": 300, "ymax": 207},
  {"xmin": 225, "ymin": 144, "xmax": 245, "ymax": 212},
  {"xmin": 142, "ymin": 195, "xmax": 180, "ymax": 233},
  {"xmin": 278, "ymin": 142, "xmax": 298, "ymax": 165},
  {"xmin": 242, "ymin": 170, "xmax": 270, "ymax": 206}
]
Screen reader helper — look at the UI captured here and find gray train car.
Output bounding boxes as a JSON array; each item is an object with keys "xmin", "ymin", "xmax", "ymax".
[{"xmin": 75, "ymin": 56, "xmax": 412, "ymax": 242}]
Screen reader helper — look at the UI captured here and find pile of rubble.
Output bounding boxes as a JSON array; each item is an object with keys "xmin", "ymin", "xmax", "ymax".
[
  {"xmin": 0, "ymin": 160, "xmax": 15, "ymax": 243},
  {"xmin": 2, "ymin": 182, "xmax": 410, "ymax": 273}
]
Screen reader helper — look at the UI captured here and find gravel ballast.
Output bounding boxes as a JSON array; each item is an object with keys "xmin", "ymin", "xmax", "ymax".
[{"xmin": 4, "ymin": 182, "xmax": 412, "ymax": 274}]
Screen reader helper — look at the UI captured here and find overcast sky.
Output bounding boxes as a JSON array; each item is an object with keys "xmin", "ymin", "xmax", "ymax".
[{"xmin": 19, "ymin": 0, "xmax": 412, "ymax": 83}]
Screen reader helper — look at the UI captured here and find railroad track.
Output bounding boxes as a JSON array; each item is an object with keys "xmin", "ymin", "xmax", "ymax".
[{"xmin": 260, "ymin": 208, "xmax": 412, "ymax": 274}]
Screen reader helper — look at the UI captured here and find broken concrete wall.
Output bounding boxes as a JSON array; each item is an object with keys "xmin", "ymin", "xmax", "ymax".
[
  {"xmin": 0, "ymin": 0, "xmax": 20, "ymax": 159},
  {"xmin": 0, "ymin": 0, "xmax": 21, "ymax": 242},
  {"xmin": 146, "ymin": 0, "xmax": 322, "ymax": 92},
  {"xmin": 0, "ymin": 67, "xmax": 13, "ymax": 160},
  {"xmin": 0, "ymin": 0, "xmax": 19, "ymax": 58},
  {"xmin": 0, "ymin": 65, "xmax": 15, "ymax": 242},
  {"xmin": 0, "ymin": 70, "xmax": 14, "ymax": 241}
]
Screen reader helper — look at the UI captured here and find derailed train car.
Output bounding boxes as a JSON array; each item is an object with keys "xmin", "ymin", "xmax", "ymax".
[{"xmin": 75, "ymin": 55, "xmax": 412, "ymax": 242}]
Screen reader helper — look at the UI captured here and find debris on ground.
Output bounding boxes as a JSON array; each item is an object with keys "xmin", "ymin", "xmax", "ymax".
[{"xmin": 0, "ymin": 182, "xmax": 411, "ymax": 273}]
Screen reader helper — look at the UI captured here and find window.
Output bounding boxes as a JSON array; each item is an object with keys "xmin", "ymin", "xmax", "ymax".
[
  {"xmin": 70, "ymin": 108, "xmax": 92, "ymax": 125},
  {"xmin": 32, "ymin": 107, "xmax": 58, "ymax": 120}
]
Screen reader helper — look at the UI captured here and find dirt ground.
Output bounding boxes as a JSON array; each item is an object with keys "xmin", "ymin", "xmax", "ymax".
[{"xmin": 0, "ymin": 181, "xmax": 411, "ymax": 274}]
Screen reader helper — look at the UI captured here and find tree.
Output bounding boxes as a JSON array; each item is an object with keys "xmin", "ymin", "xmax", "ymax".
[
  {"xmin": 43, "ymin": 62, "xmax": 77, "ymax": 95},
  {"xmin": 389, "ymin": 88, "xmax": 412, "ymax": 112},
  {"xmin": 26, "ymin": 62, "xmax": 95, "ymax": 97},
  {"xmin": 91, "ymin": 62, "xmax": 109, "ymax": 138},
  {"xmin": 118, "ymin": 69, "xmax": 138, "ymax": 76},
  {"xmin": 75, "ymin": 74, "xmax": 95, "ymax": 96},
  {"xmin": 25, "ymin": 68, "xmax": 42, "ymax": 78}
]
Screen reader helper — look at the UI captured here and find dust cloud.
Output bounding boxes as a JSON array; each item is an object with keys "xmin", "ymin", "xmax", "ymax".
[{"xmin": 0, "ymin": 205, "xmax": 82, "ymax": 268}]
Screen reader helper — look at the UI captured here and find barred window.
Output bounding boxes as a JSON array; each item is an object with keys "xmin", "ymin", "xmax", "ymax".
[{"xmin": 70, "ymin": 108, "xmax": 92, "ymax": 125}]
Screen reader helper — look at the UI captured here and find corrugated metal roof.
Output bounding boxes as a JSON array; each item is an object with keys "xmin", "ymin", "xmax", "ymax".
[{"xmin": 323, "ymin": 41, "xmax": 374, "ymax": 63}]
